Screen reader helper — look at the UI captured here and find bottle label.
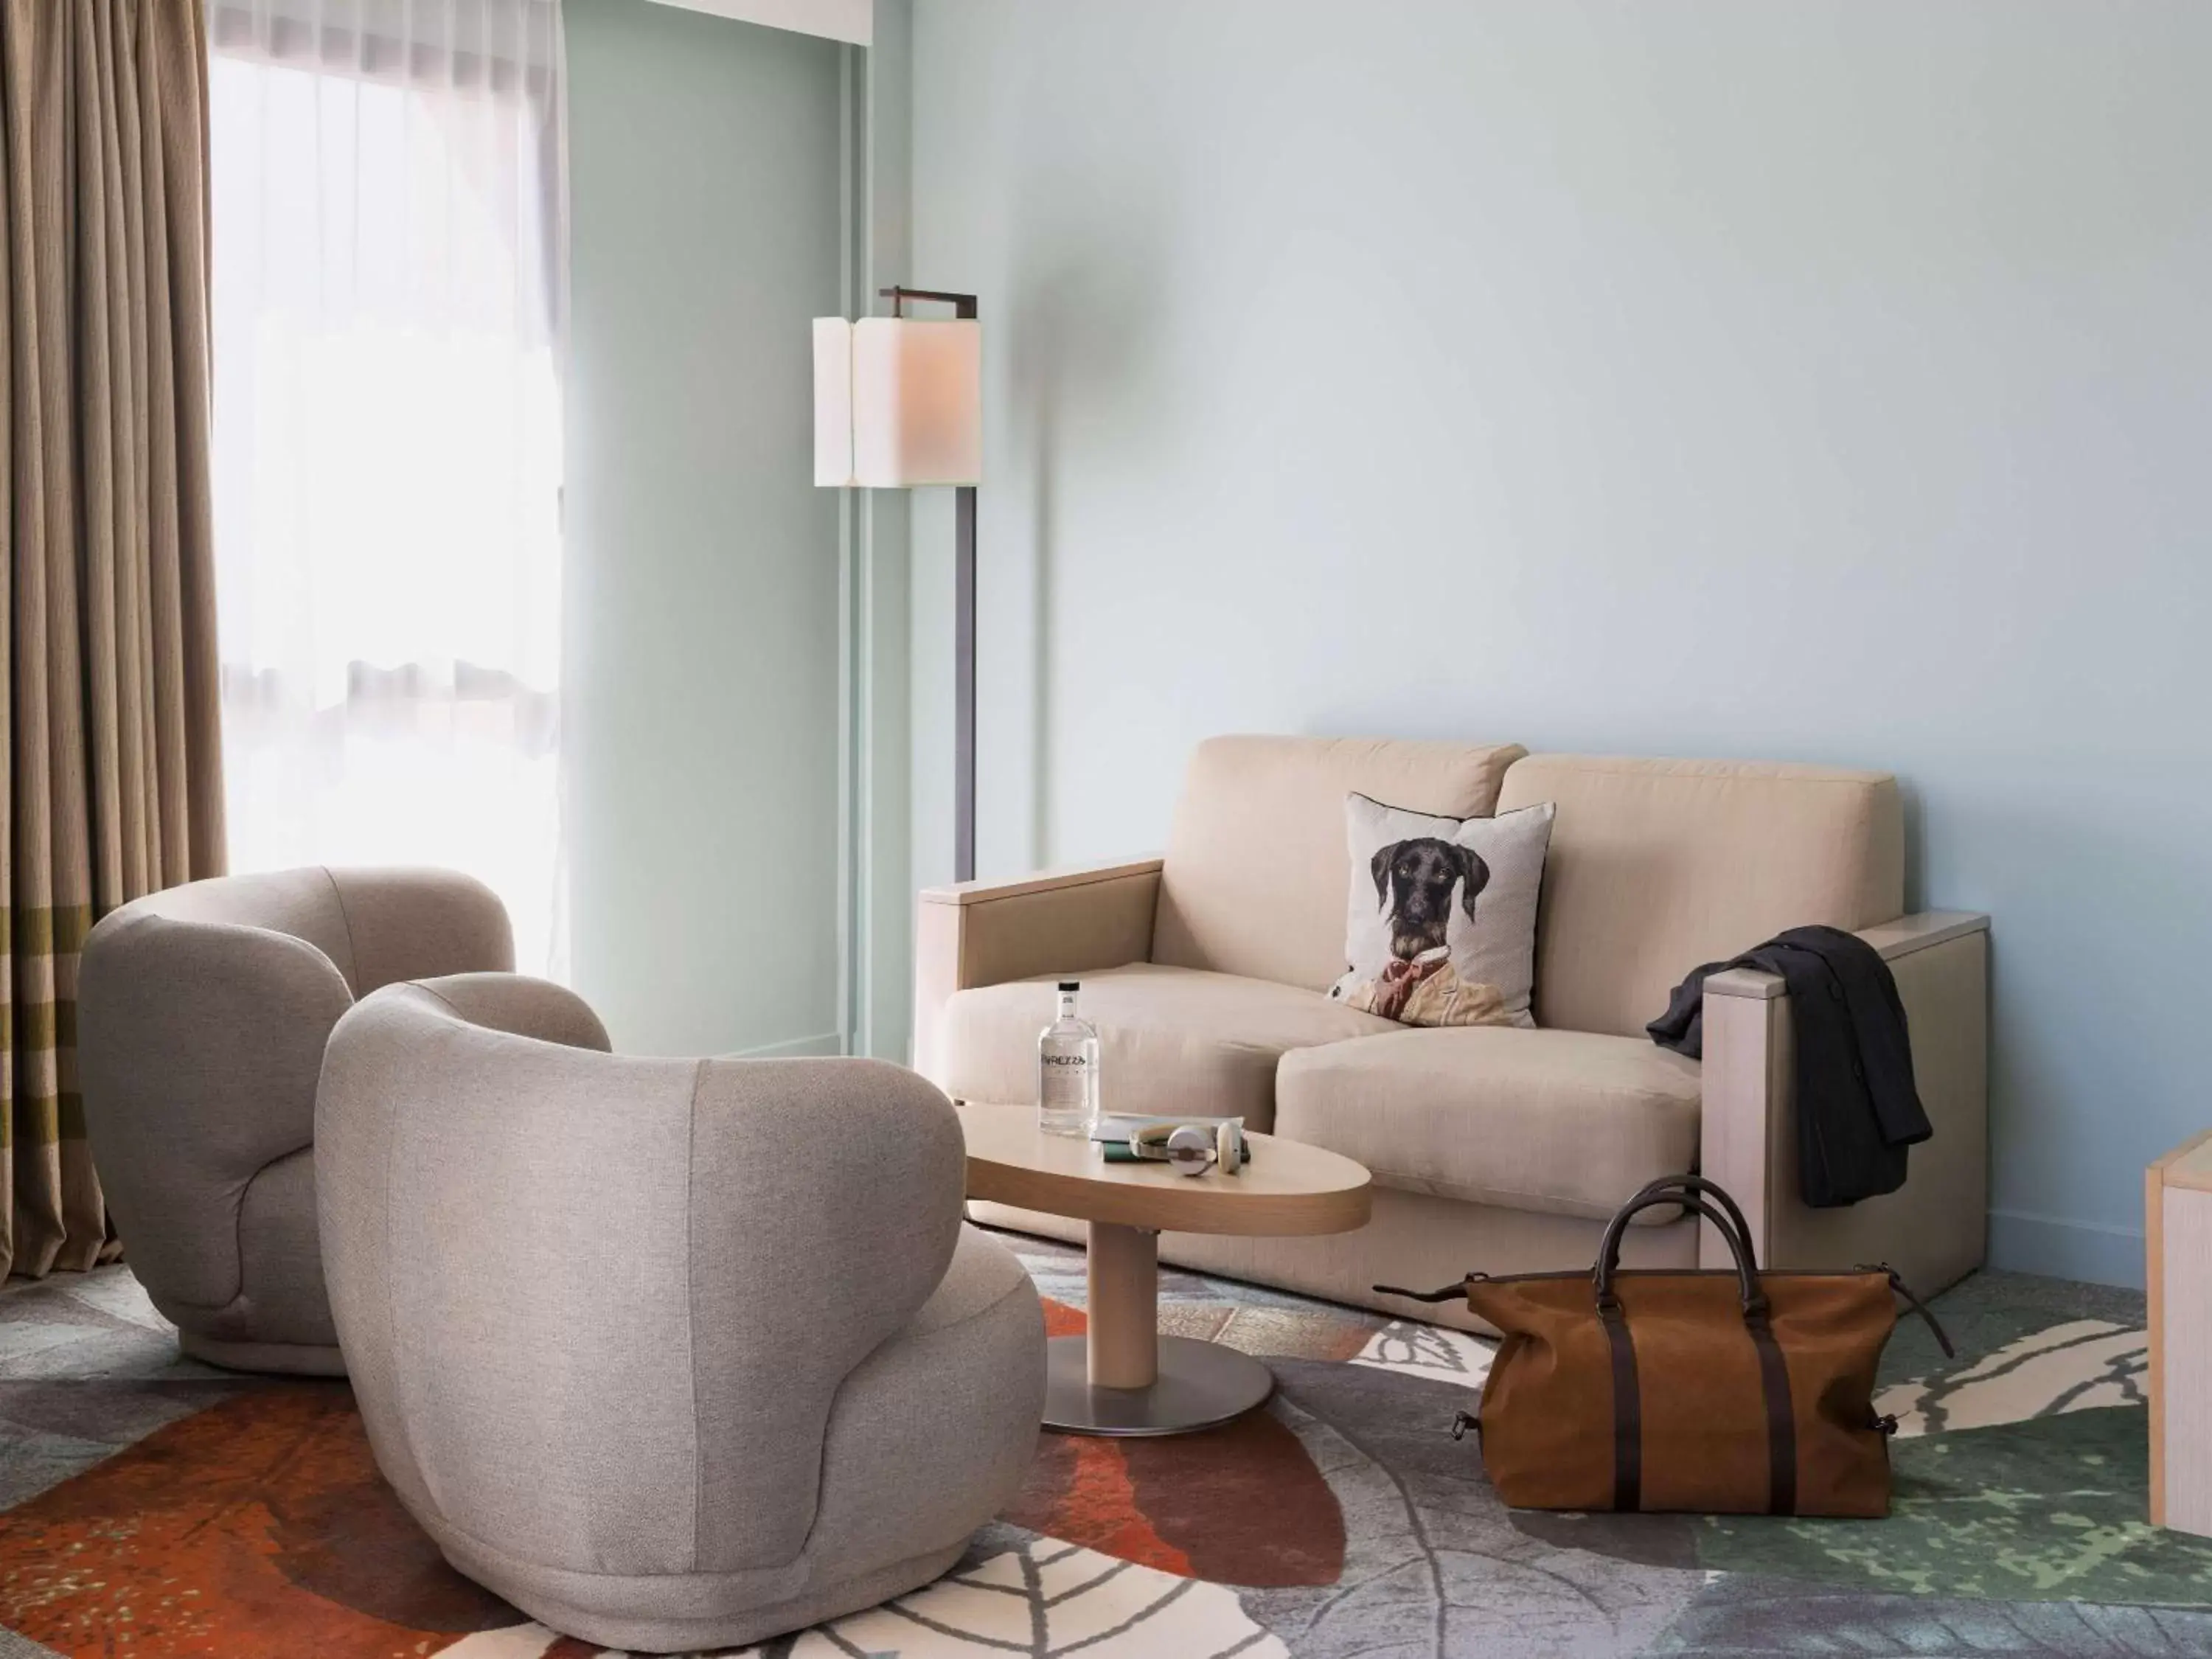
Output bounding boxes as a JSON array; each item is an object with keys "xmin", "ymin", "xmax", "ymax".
[{"xmin": 1040, "ymin": 1055, "xmax": 1092, "ymax": 1110}]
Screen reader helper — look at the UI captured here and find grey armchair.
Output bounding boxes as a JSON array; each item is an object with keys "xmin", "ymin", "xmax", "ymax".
[
  {"xmin": 77, "ymin": 868, "xmax": 514, "ymax": 1374},
  {"xmin": 316, "ymin": 974, "xmax": 1046, "ymax": 1654}
]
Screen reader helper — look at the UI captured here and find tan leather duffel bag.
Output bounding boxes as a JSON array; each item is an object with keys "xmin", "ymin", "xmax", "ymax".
[{"xmin": 1382, "ymin": 1175, "xmax": 1951, "ymax": 1517}]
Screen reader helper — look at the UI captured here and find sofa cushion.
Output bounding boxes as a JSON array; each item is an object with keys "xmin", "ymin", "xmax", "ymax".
[
  {"xmin": 1497, "ymin": 755, "xmax": 1904, "ymax": 1038},
  {"xmin": 1275, "ymin": 1026, "xmax": 1703, "ymax": 1222},
  {"xmin": 939, "ymin": 963, "xmax": 1398, "ymax": 1131},
  {"xmin": 1152, "ymin": 735, "xmax": 1526, "ymax": 994}
]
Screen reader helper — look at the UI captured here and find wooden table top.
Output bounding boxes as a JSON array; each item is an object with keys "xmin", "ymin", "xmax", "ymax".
[{"xmin": 957, "ymin": 1103, "xmax": 1372, "ymax": 1238}]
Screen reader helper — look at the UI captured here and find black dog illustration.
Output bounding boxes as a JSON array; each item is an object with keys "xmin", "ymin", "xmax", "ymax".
[{"xmin": 1371, "ymin": 838, "xmax": 1490, "ymax": 961}]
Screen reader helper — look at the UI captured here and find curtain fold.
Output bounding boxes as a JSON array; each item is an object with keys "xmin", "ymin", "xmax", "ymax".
[{"xmin": 0, "ymin": 0, "xmax": 226, "ymax": 1281}]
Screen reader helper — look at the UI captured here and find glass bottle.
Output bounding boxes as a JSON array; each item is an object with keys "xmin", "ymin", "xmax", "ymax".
[{"xmin": 1036, "ymin": 980, "xmax": 1101, "ymax": 1137}]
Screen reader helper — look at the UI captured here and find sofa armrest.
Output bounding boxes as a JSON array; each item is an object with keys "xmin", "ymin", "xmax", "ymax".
[
  {"xmin": 80, "ymin": 911, "xmax": 354, "ymax": 1313},
  {"xmin": 913, "ymin": 857, "xmax": 1164, "ymax": 1085},
  {"xmin": 1697, "ymin": 911, "xmax": 1989, "ymax": 1296}
]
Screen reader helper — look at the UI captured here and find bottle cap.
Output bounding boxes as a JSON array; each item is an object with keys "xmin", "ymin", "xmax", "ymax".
[{"xmin": 1057, "ymin": 981, "xmax": 1079, "ymax": 992}]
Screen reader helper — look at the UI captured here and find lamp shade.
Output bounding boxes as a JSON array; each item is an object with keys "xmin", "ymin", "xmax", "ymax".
[
  {"xmin": 811, "ymin": 317, "xmax": 855, "ymax": 487},
  {"xmin": 813, "ymin": 316, "xmax": 982, "ymax": 488},
  {"xmin": 810, "ymin": 319, "xmax": 849, "ymax": 487}
]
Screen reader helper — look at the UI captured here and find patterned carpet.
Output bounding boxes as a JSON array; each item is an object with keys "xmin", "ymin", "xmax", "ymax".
[{"xmin": 0, "ymin": 1237, "xmax": 2195, "ymax": 1658}]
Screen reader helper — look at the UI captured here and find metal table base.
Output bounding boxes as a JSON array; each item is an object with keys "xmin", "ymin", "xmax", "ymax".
[{"xmin": 1043, "ymin": 1220, "xmax": 1276, "ymax": 1436}]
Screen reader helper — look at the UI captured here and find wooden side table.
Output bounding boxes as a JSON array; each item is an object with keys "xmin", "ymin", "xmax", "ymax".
[
  {"xmin": 2149, "ymin": 1130, "xmax": 2212, "ymax": 1534},
  {"xmin": 958, "ymin": 1103, "xmax": 1372, "ymax": 1436}
]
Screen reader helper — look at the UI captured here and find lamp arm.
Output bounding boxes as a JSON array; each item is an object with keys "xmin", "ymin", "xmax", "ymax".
[{"xmin": 879, "ymin": 285, "xmax": 978, "ymax": 321}]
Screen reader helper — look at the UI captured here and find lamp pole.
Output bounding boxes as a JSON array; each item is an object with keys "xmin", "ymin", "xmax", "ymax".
[{"xmin": 880, "ymin": 285, "xmax": 979, "ymax": 883}]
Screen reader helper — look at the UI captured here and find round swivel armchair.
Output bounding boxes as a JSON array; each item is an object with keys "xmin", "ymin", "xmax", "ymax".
[
  {"xmin": 77, "ymin": 868, "xmax": 514, "ymax": 1374},
  {"xmin": 316, "ymin": 973, "xmax": 1046, "ymax": 1654}
]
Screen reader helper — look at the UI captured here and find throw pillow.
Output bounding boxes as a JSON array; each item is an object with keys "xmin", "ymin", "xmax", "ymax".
[{"xmin": 1328, "ymin": 794, "xmax": 1555, "ymax": 1029}]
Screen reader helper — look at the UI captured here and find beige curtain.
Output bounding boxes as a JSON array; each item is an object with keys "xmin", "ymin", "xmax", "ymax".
[{"xmin": 0, "ymin": 0, "xmax": 226, "ymax": 1281}]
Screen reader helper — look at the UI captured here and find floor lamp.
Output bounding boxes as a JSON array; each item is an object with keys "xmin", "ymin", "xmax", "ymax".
[{"xmin": 814, "ymin": 288, "xmax": 983, "ymax": 883}]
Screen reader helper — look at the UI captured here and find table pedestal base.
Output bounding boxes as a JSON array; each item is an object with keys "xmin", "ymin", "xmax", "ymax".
[
  {"xmin": 1044, "ymin": 1219, "xmax": 1276, "ymax": 1436},
  {"xmin": 1043, "ymin": 1334, "xmax": 1276, "ymax": 1436}
]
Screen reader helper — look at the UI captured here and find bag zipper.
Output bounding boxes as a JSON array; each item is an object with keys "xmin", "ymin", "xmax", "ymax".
[
  {"xmin": 1377, "ymin": 1260, "xmax": 1957, "ymax": 1360},
  {"xmin": 1382, "ymin": 1265, "xmax": 1902, "ymax": 1295}
]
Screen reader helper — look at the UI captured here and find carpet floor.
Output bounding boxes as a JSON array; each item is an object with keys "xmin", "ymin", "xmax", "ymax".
[{"xmin": 0, "ymin": 1237, "xmax": 2194, "ymax": 1658}]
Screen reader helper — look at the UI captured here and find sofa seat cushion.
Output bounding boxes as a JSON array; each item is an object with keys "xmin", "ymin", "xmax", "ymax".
[
  {"xmin": 939, "ymin": 963, "xmax": 1399, "ymax": 1132},
  {"xmin": 1275, "ymin": 1026, "xmax": 1703, "ymax": 1222}
]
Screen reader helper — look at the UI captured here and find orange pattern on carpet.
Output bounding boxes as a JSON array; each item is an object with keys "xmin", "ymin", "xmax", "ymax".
[
  {"xmin": 0, "ymin": 1300, "xmax": 1349, "ymax": 1654},
  {"xmin": 0, "ymin": 1382, "xmax": 516, "ymax": 1658},
  {"xmin": 1032, "ymin": 1433, "xmax": 1195, "ymax": 1576},
  {"xmin": 1009, "ymin": 1299, "xmax": 1345, "ymax": 1587}
]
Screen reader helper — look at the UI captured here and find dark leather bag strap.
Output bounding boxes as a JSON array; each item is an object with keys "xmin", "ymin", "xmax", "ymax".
[
  {"xmin": 1621, "ymin": 1174, "xmax": 1759, "ymax": 1271},
  {"xmin": 1641, "ymin": 1178, "xmax": 1795, "ymax": 1512},
  {"xmin": 1743, "ymin": 1298, "xmax": 1797, "ymax": 1515},
  {"xmin": 1597, "ymin": 1289, "xmax": 1642, "ymax": 1512},
  {"xmin": 1592, "ymin": 1185, "xmax": 1796, "ymax": 1515},
  {"xmin": 1594, "ymin": 1192, "xmax": 1759, "ymax": 1311},
  {"xmin": 1374, "ymin": 1176, "xmax": 1756, "ymax": 1309}
]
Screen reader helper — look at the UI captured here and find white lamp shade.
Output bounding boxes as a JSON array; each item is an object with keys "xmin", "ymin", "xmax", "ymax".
[
  {"xmin": 813, "ymin": 315, "xmax": 983, "ymax": 489},
  {"xmin": 812, "ymin": 317, "xmax": 856, "ymax": 487}
]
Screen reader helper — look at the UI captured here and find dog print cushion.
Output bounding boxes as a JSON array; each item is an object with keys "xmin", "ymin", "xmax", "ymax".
[{"xmin": 1328, "ymin": 794, "xmax": 1555, "ymax": 1029}]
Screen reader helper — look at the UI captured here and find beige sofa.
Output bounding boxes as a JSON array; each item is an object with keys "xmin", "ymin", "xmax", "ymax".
[{"xmin": 917, "ymin": 737, "xmax": 1989, "ymax": 1331}]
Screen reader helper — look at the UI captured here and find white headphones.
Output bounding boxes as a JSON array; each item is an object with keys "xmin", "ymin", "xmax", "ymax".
[{"xmin": 1130, "ymin": 1120, "xmax": 1248, "ymax": 1178}]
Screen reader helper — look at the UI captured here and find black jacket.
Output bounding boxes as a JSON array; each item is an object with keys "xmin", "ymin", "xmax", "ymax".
[{"xmin": 1647, "ymin": 925, "xmax": 1930, "ymax": 1208}]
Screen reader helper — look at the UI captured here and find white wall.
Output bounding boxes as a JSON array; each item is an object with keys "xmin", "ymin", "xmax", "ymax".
[{"xmin": 911, "ymin": 0, "xmax": 2212, "ymax": 1284}]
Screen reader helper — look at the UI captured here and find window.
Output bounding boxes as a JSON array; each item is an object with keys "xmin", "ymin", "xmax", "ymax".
[{"xmin": 208, "ymin": 0, "xmax": 566, "ymax": 972}]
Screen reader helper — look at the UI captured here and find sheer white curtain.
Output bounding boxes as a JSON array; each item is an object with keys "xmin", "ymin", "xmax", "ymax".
[{"xmin": 208, "ymin": 0, "xmax": 567, "ymax": 973}]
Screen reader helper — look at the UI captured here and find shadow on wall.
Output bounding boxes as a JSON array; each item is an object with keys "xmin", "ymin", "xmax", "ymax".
[
  {"xmin": 1001, "ymin": 207, "xmax": 1172, "ymax": 870},
  {"xmin": 1011, "ymin": 285, "xmax": 1060, "ymax": 870},
  {"xmin": 1964, "ymin": 781, "xmax": 2211, "ymax": 1287},
  {"xmin": 1897, "ymin": 780, "xmax": 1927, "ymax": 917}
]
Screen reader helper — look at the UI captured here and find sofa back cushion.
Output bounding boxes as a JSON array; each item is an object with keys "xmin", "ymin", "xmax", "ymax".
[
  {"xmin": 1153, "ymin": 735, "xmax": 1526, "ymax": 990},
  {"xmin": 1496, "ymin": 755, "xmax": 1905, "ymax": 1037}
]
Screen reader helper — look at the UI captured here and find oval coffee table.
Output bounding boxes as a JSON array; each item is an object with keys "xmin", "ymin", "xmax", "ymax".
[{"xmin": 957, "ymin": 1104, "xmax": 1372, "ymax": 1437}]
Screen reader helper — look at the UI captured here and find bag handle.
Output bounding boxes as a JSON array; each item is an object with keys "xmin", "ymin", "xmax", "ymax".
[
  {"xmin": 1621, "ymin": 1175, "xmax": 1758, "ymax": 1272},
  {"xmin": 1588, "ymin": 1197, "xmax": 1760, "ymax": 1516},
  {"xmin": 1594, "ymin": 1187, "xmax": 1798, "ymax": 1517},
  {"xmin": 1595, "ymin": 1193, "xmax": 1763, "ymax": 1316}
]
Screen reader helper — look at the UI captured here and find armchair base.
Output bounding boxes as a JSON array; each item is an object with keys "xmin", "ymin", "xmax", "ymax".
[{"xmin": 178, "ymin": 1332, "xmax": 347, "ymax": 1377}]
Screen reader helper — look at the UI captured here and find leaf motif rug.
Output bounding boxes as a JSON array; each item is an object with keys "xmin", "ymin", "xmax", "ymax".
[{"xmin": 0, "ymin": 1244, "xmax": 2199, "ymax": 1658}]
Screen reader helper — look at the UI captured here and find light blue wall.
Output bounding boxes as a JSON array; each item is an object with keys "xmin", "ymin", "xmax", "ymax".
[
  {"xmin": 910, "ymin": 0, "xmax": 2212, "ymax": 1284},
  {"xmin": 566, "ymin": 0, "xmax": 846, "ymax": 1057}
]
